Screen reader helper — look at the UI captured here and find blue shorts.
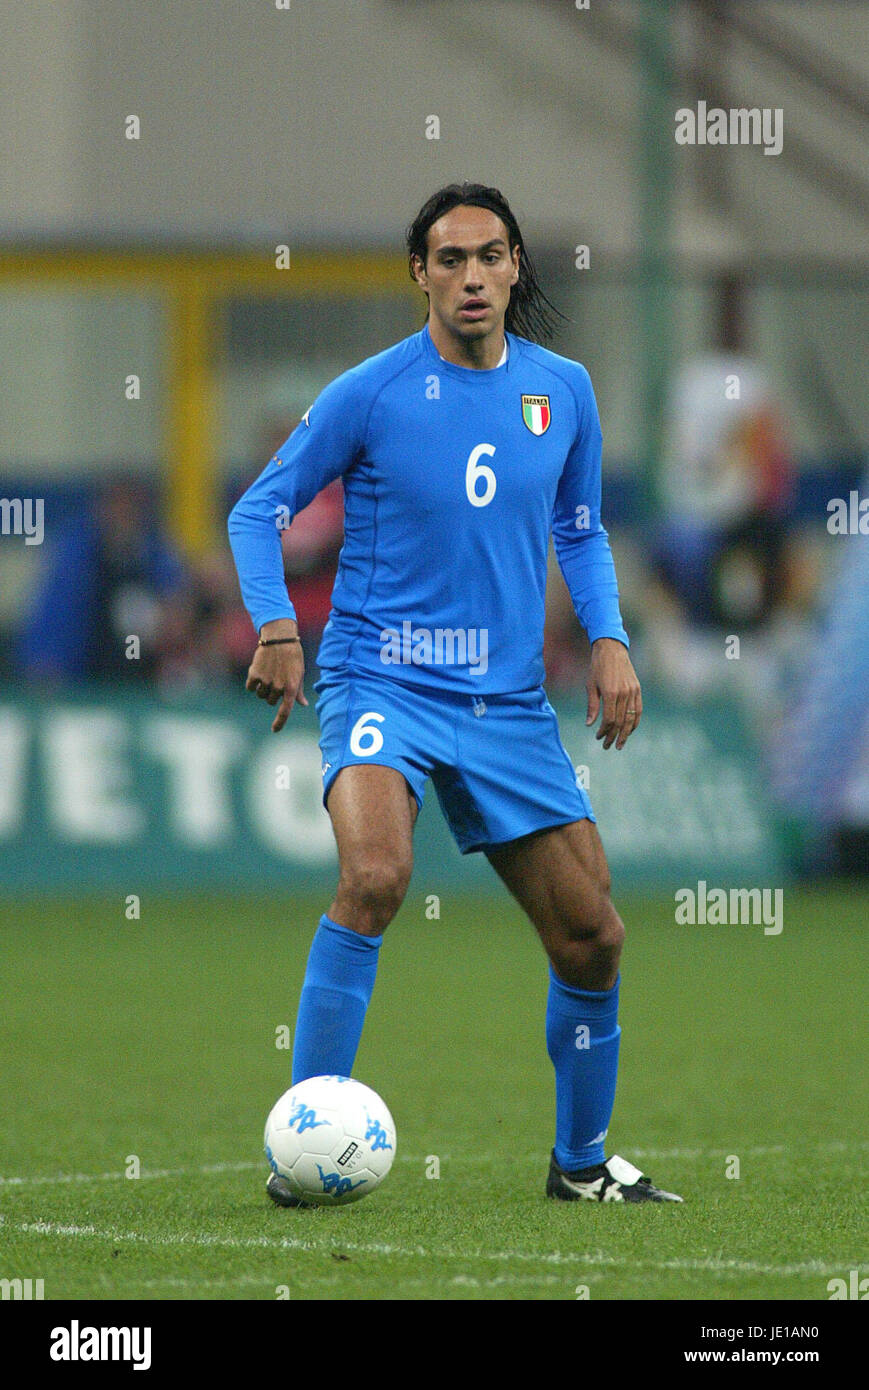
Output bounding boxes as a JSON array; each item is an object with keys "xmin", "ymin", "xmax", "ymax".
[{"xmin": 314, "ymin": 671, "xmax": 595, "ymax": 855}]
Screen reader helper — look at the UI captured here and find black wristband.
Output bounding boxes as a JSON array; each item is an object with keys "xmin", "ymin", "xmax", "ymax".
[{"xmin": 257, "ymin": 636, "xmax": 301, "ymax": 647}]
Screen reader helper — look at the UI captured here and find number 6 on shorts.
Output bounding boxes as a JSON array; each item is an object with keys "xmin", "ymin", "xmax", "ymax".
[{"xmin": 350, "ymin": 711, "xmax": 385, "ymax": 756}]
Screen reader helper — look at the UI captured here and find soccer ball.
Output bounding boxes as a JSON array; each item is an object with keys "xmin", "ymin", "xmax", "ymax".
[{"xmin": 264, "ymin": 1075, "xmax": 396, "ymax": 1206}]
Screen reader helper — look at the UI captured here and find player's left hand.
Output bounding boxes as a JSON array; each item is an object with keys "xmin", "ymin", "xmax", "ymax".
[{"xmin": 586, "ymin": 638, "xmax": 642, "ymax": 750}]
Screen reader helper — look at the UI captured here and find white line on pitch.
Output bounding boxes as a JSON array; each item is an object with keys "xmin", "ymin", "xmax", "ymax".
[
  {"xmin": 0, "ymin": 1161, "xmax": 261, "ymax": 1188},
  {"xmin": 3, "ymin": 1218, "xmax": 859, "ymax": 1280},
  {"xmin": 130, "ymin": 1271, "xmax": 564, "ymax": 1292}
]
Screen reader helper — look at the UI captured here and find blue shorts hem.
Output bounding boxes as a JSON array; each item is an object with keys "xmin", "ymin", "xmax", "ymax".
[
  {"xmin": 456, "ymin": 811, "xmax": 597, "ymax": 856},
  {"xmin": 321, "ymin": 758, "xmax": 425, "ymax": 814}
]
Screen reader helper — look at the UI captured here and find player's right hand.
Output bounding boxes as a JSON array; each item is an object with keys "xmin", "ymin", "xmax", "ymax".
[{"xmin": 245, "ymin": 618, "xmax": 308, "ymax": 733}]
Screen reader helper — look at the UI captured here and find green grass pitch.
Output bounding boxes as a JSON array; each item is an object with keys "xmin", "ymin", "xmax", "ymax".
[{"xmin": 1, "ymin": 885, "xmax": 866, "ymax": 1301}]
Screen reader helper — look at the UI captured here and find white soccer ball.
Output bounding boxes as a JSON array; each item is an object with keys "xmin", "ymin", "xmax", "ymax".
[{"xmin": 264, "ymin": 1075, "xmax": 396, "ymax": 1206}]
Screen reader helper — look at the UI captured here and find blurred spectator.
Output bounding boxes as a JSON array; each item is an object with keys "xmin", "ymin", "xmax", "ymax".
[
  {"xmin": 640, "ymin": 275, "xmax": 820, "ymax": 705},
  {"xmin": 152, "ymin": 549, "xmax": 257, "ymax": 691},
  {"xmin": 654, "ymin": 352, "xmax": 795, "ymax": 631},
  {"xmin": 15, "ymin": 479, "xmax": 188, "ymax": 684},
  {"xmin": 654, "ymin": 274, "xmax": 797, "ymax": 633}
]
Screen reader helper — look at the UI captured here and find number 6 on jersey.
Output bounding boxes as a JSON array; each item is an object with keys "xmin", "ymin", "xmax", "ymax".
[{"xmin": 465, "ymin": 443, "xmax": 497, "ymax": 508}]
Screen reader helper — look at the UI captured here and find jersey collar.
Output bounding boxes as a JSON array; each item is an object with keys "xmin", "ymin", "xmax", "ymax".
[{"xmin": 421, "ymin": 322, "xmax": 514, "ymax": 380}]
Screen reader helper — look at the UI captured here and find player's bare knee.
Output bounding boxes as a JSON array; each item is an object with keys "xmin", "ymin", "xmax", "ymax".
[
  {"xmin": 564, "ymin": 888, "xmax": 622, "ymax": 948},
  {"xmin": 336, "ymin": 854, "xmax": 411, "ymax": 931},
  {"xmin": 549, "ymin": 896, "xmax": 624, "ymax": 982}
]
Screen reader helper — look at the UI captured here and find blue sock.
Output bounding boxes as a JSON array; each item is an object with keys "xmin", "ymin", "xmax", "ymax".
[
  {"xmin": 291, "ymin": 915, "xmax": 382, "ymax": 1084},
  {"xmin": 546, "ymin": 967, "xmax": 621, "ymax": 1172}
]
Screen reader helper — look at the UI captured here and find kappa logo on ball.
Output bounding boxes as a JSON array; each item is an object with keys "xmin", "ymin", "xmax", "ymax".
[
  {"xmin": 521, "ymin": 394, "xmax": 551, "ymax": 435},
  {"xmin": 265, "ymin": 1075, "xmax": 397, "ymax": 1206}
]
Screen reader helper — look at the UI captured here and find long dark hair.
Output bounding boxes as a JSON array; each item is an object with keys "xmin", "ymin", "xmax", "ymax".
[{"xmin": 405, "ymin": 182, "xmax": 567, "ymax": 345}]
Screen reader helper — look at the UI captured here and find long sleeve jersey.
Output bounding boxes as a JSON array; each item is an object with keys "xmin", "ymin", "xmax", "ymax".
[{"xmin": 228, "ymin": 323, "xmax": 628, "ymax": 693}]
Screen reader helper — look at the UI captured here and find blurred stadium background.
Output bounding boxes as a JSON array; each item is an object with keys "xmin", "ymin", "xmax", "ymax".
[
  {"xmin": 0, "ymin": 0, "xmax": 865, "ymax": 893},
  {"xmin": 1, "ymin": 0, "xmax": 867, "ymax": 1307}
]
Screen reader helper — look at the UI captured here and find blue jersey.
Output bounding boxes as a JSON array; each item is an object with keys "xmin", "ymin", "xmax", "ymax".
[{"xmin": 228, "ymin": 323, "xmax": 628, "ymax": 694}]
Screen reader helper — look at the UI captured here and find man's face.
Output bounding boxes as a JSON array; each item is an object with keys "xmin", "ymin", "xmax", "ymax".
[{"xmin": 412, "ymin": 205, "xmax": 520, "ymax": 343}]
